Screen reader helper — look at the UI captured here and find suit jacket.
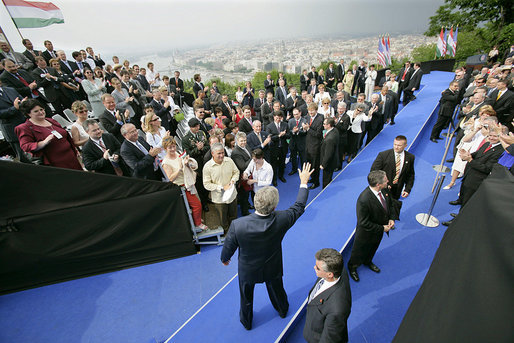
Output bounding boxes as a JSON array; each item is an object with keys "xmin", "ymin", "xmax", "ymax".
[
  {"xmin": 305, "ymin": 114, "xmax": 324, "ymax": 155},
  {"xmin": 264, "ymin": 79, "xmax": 275, "ymax": 94},
  {"xmin": 32, "ymin": 67, "xmax": 60, "ymax": 102},
  {"xmin": 370, "ymin": 149, "xmax": 415, "ymax": 196},
  {"xmin": 120, "ymin": 137, "xmax": 161, "ymax": 180},
  {"xmin": 209, "ymin": 92, "xmax": 222, "ymax": 109},
  {"xmin": 23, "ymin": 49, "xmax": 41, "ymax": 66},
  {"xmin": 335, "ymin": 113, "xmax": 351, "ymax": 146},
  {"xmin": 82, "ymin": 133, "xmax": 129, "ymax": 175},
  {"xmin": 247, "ymin": 130, "xmax": 270, "ymax": 160},
  {"xmin": 253, "ymin": 97, "xmax": 265, "ymax": 120},
  {"xmin": 285, "ymin": 96, "xmax": 301, "ymax": 116},
  {"xmin": 300, "ymin": 74, "xmax": 310, "ymax": 91},
  {"xmin": 406, "ymin": 68, "xmax": 422, "ymax": 90},
  {"xmin": 192, "ymin": 82, "xmax": 204, "ymax": 98},
  {"xmin": 489, "ymin": 89, "xmax": 514, "ymax": 124},
  {"xmin": 149, "ymin": 98, "xmax": 172, "ymax": 130},
  {"xmin": 320, "ymin": 128, "xmax": 339, "ymax": 170},
  {"xmin": 275, "ymin": 86, "xmax": 288, "ymax": 106},
  {"xmin": 266, "ymin": 121, "xmax": 289, "ymax": 153},
  {"xmin": 238, "ymin": 117, "xmax": 254, "ymax": 134},
  {"xmin": 462, "ymin": 142, "xmax": 504, "ymax": 190},
  {"xmin": 59, "ymin": 60, "xmax": 80, "ymax": 76},
  {"xmin": 42, "ymin": 50, "xmax": 57, "ymax": 64},
  {"xmin": 307, "ymin": 85, "xmax": 319, "ymax": 96},
  {"xmin": 356, "ymin": 187, "xmax": 399, "ymax": 240},
  {"xmin": 99, "ymin": 109, "xmax": 128, "ymax": 143},
  {"xmin": 0, "ymin": 86, "xmax": 26, "ymax": 142},
  {"xmin": 326, "ymin": 68, "xmax": 336, "ymax": 87},
  {"xmin": 438, "ymin": 88, "xmax": 459, "ymax": 117},
  {"xmin": 303, "ymin": 272, "xmax": 352, "ymax": 343},
  {"xmin": 220, "ymin": 187, "xmax": 309, "ymax": 284},
  {"xmin": 288, "ymin": 116, "xmax": 307, "ymax": 145},
  {"xmin": 308, "ymin": 71, "xmax": 319, "ymax": 82},
  {"xmin": 397, "ymin": 66, "xmax": 413, "ymax": 85},
  {"xmin": 137, "ymin": 74, "xmax": 151, "ymax": 91},
  {"xmin": 171, "ymin": 77, "xmax": 184, "ymax": 91},
  {"xmin": 335, "ymin": 64, "xmax": 346, "ymax": 82},
  {"xmin": 260, "ymin": 101, "xmax": 274, "ymax": 127},
  {"xmin": 231, "ymin": 145, "xmax": 252, "ymax": 172},
  {"xmin": 0, "ymin": 51, "xmax": 33, "ymax": 70},
  {"xmin": 220, "ymin": 101, "xmax": 233, "ymax": 118},
  {"xmin": 0, "ymin": 69, "xmax": 43, "ymax": 99}
]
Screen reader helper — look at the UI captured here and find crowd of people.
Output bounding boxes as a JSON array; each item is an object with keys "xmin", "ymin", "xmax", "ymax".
[{"xmin": 429, "ymin": 46, "xmax": 514, "ymax": 225}]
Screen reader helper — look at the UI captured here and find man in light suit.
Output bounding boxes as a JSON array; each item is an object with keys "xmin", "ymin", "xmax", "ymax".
[
  {"xmin": 0, "ymin": 81, "xmax": 29, "ymax": 162},
  {"xmin": 370, "ymin": 135, "xmax": 415, "ymax": 200},
  {"xmin": 303, "ymin": 248, "xmax": 352, "ymax": 343},
  {"xmin": 402, "ymin": 63, "xmax": 422, "ymax": 105},
  {"xmin": 320, "ymin": 117, "xmax": 339, "ymax": 188},
  {"xmin": 347, "ymin": 170, "xmax": 399, "ymax": 282},
  {"xmin": 119, "ymin": 123, "xmax": 163, "ymax": 180},
  {"xmin": 221, "ymin": 163, "xmax": 313, "ymax": 330},
  {"xmin": 0, "ymin": 41, "xmax": 33, "ymax": 71},
  {"xmin": 288, "ymin": 108, "xmax": 307, "ymax": 175}
]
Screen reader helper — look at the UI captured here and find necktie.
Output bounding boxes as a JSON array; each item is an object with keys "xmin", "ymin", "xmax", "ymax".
[
  {"xmin": 393, "ymin": 154, "xmax": 401, "ymax": 184},
  {"xmin": 401, "ymin": 68, "xmax": 408, "ymax": 81},
  {"xmin": 257, "ymin": 133, "xmax": 263, "ymax": 144},
  {"xmin": 496, "ymin": 91, "xmax": 502, "ymax": 100},
  {"xmin": 483, "ymin": 143, "xmax": 492, "ymax": 153},
  {"xmin": 378, "ymin": 192, "xmax": 387, "ymax": 210},
  {"xmin": 175, "ymin": 79, "xmax": 178, "ymax": 86},
  {"xmin": 136, "ymin": 141, "xmax": 149, "ymax": 154},
  {"xmin": 78, "ymin": 62, "xmax": 83, "ymax": 69},
  {"xmin": 98, "ymin": 139, "xmax": 107, "ymax": 151},
  {"xmin": 310, "ymin": 116, "xmax": 314, "ymax": 125},
  {"xmin": 16, "ymin": 74, "xmax": 38, "ymax": 96},
  {"xmin": 308, "ymin": 279, "xmax": 324, "ymax": 303}
]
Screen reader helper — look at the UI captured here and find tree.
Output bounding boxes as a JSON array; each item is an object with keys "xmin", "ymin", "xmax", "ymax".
[
  {"xmin": 425, "ymin": 0, "xmax": 514, "ymax": 54},
  {"xmin": 411, "ymin": 44, "xmax": 438, "ymax": 63}
]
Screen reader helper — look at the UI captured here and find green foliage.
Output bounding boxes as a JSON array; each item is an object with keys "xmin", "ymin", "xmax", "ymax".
[
  {"xmin": 425, "ymin": 0, "xmax": 514, "ymax": 59},
  {"xmin": 411, "ymin": 43, "xmax": 438, "ymax": 63}
]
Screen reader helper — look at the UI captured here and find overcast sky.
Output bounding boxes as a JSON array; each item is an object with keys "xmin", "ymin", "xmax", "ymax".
[{"xmin": 1, "ymin": 0, "xmax": 444, "ymax": 55}]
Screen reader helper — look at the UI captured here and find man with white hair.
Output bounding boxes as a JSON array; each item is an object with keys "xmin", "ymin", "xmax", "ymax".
[{"xmin": 221, "ymin": 163, "xmax": 313, "ymax": 330}]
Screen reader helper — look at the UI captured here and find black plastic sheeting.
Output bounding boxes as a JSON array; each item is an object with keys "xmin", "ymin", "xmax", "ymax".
[
  {"xmin": 0, "ymin": 161, "xmax": 196, "ymax": 295},
  {"xmin": 393, "ymin": 166, "xmax": 514, "ymax": 343}
]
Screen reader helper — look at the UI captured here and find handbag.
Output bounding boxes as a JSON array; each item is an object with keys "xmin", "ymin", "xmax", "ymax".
[{"xmin": 239, "ymin": 173, "xmax": 253, "ymax": 192}]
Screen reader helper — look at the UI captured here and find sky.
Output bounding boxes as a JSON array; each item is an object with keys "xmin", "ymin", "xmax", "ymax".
[{"xmin": 1, "ymin": 0, "xmax": 445, "ymax": 55}]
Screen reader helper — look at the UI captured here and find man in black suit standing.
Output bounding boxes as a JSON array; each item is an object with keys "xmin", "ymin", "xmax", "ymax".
[
  {"xmin": 303, "ymin": 103, "xmax": 324, "ymax": 189},
  {"xmin": 99, "ymin": 94, "xmax": 131, "ymax": 143},
  {"xmin": 149, "ymin": 90, "xmax": 172, "ymax": 131},
  {"xmin": 303, "ymin": 248, "xmax": 352, "ymax": 343},
  {"xmin": 335, "ymin": 59, "xmax": 346, "ymax": 84},
  {"xmin": 221, "ymin": 163, "xmax": 313, "ymax": 330},
  {"xmin": 402, "ymin": 63, "xmax": 422, "ymax": 105},
  {"xmin": 320, "ymin": 117, "xmax": 339, "ymax": 188},
  {"xmin": 192, "ymin": 73, "xmax": 204, "ymax": 98},
  {"xmin": 21, "ymin": 39, "xmax": 41, "ymax": 68},
  {"xmin": 264, "ymin": 74, "xmax": 275, "ymax": 95},
  {"xmin": 41, "ymin": 40, "xmax": 57, "ymax": 64},
  {"xmin": 288, "ymin": 108, "xmax": 307, "ymax": 175},
  {"xmin": 308, "ymin": 66, "xmax": 318, "ymax": 84},
  {"xmin": 260, "ymin": 92, "xmax": 275, "ymax": 127},
  {"xmin": 370, "ymin": 135, "xmax": 415, "ymax": 200},
  {"xmin": 85, "ymin": 47, "xmax": 105, "ymax": 69},
  {"xmin": 32, "ymin": 56, "xmax": 66, "ymax": 115},
  {"xmin": 443, "ymin": 129, "xmax": 504, "ymax": 226},
  {"xmin": 238, "ymin": 105, "xmax": 255, "ymax": 134},
  {"xmin": 300, "ymin": 69, "xmax": 310, "ymax": 92},
  {"xmin": 253, "ymin": 90, "xmax": 266, "ymax": 121},
  {"xmin": 430, "ymin": 81, "xmax": 460, "ymax": 142},
  {"xmin": 348, "ymin": 170, "xmax": 399, "ymax": 282},
  {"xmin": 397, "ymin": 61, "xmax": 412, "ymax": 104},
  {"xmin": 0, "ymin": 82, "xmax": 29, "ymax": 162},
  {"xmin": 365, "ymin": 94, "xmax": 385, "ymax": 145},
  {"xmin": 119, "ymin": 123, "xmax": 163, "ymax": 180},
  {"xmin": 274, "ymin": 79, "xmax": 288, "ymax": 109},
  {"xmin": 326, "ymin": 63, "xmax": 336, "ymax": 89},
  {"xmin": 266, "ymin": 111, "xmax": 289, "ymax": 185},
  {"xmin": 231, "ymin": 131, "xmax": 253, "ymax": 216},
  {"xmin": 82, "ymin": 119, "xmax": 129, "ymax": 175},
  {"xmin": 219, "ymin": 94, "xmax": 233, "ymax": 118},
  {"xmin": 489, "ymin": 79, "xmax": 514, "ymax": 128}
]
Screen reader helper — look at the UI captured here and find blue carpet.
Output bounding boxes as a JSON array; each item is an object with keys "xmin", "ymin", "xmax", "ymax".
[{"xmin": 0, "ymin": 72, "xmax": 457, "ymax": 343}]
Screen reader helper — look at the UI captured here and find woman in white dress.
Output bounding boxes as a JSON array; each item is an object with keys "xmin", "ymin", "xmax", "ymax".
[
  {"xmin": 70, "ymin": 101, "xmax": 89, "ymax": 147},
  {"xmin": 161, "ymin": 136, "xmax": 207, "ymax": 231},
  {"xmin": 81, "ymin": 68, "xmax": 106, "ymax": 118},
  {"xmin": 346, "ymin": 103, "xmax": 372, "ymax": 162},
  {"xmin": 243, "ymin": 148, "xmax": 273, "ymax": 196},
  {"xmin": 444, "ymin": 106, "xmax": 497, "ymax": 189},
  {"xmin": 364, "ymin": 64, "xmax": 377, "ymax": 101},
  {"xmin": 142, "ymin": 111, "xmax": 169, "ymax": 160},
  {"xmin": 235, "ymin": 86, "xmax": 244, "ymax": 104},
  {"xmin": 314, "ymin": 84, "xmax": 331, "ymax": 108},
  {"xmin": 319, "ymin": 98, "xmax": 335, "ymax": 118}
]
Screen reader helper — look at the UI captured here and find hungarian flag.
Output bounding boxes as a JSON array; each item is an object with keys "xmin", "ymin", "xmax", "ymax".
[
  {"xmin": 436, "ymin": 27, "xmax": 446, "ymax": 58},
  {"xmin": 377, "ymin": 36, "xmax": 387, "ymax": 67},
  {"xmin": 3, "ymin": 0, "xmax": 64, "ymax": 28},
  {"xmin": 386, "ymin": 35, "xmax": 392, "ymax": 65}
]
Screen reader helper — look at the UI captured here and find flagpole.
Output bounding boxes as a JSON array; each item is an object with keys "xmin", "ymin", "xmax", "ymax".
[
  {"xmin": 1, "ymin": 0, "xmax": 24, "ymax": 42},
  {"xmin": 0, "ymin": 24, "xmax": 15, "ymax": 51}
]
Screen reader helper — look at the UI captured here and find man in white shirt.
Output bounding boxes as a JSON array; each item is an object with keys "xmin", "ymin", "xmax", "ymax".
[
  {"xmin": 303, "ymin": 248, "xmax": 352, "ymax": 343},
  {"xmin": 242, "ymin": 148, "xmax": 273, "ymax": 194}
]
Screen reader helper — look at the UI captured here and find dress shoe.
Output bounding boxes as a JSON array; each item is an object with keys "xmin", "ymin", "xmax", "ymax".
[
  {"xmin": 450, "ymin": 213, "xmax": 458, "ymax": 218},
  {"xmin": 430, "ymin": 138, "xmax": 438, "ymax": 143},
  {"xmin": 442, "ymin": 219, "xmax": 453, "ymax": 226},
  {"xmin": 435, "ymin": 136, "xmax": 444, "ymax": 140},
  {"xmin": 308, "ymin": 183, "xmax": 319, "ymax": 190},
  {"xmin": 278, "ymin": 310, "xmax": 288, "ymax": 318},
  {"xmin": 288, "ymin": 170, "xmax": 297, "ymax": 176},
  {"xmin": 349, "ymin": 269, "xmax": 360, "ymax": 282},
  {"xmin": 390, "ymin": 121, "xmax": 395, "ymax": 125},
  {"xmin": 367, "ymin": 262, "xmax": 381, "ymax": 273},
  {"xmin": 240, "ymin": 320, "xmax": 252, "ymax": 330},
  {"xmin": 202, "ymin": 204, "xmax": 210, "ymax": 212},
  {"xmin": 279, "ymin": 176, "xmax": 287, "ymax": 183},
  {"xmin": 446, "ymin": 158, "xmax": 454, "ymax": 163},
  {"xmin": 449, "ymin": 200, "xmax": 461, "ymax": 205},
  {"xmin": 272, "ymin": 181, "xmax": 277, "ymax": 187}
]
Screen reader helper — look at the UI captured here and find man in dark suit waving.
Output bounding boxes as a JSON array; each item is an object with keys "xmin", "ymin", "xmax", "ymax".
[
  {"xmin": 303, "ymin": 248, "xmax": 352, "ymax": 343},
  {"xmin": 221, "ymin": 163, "xmax": 313, "ymax": 330},
  {"xmin": 320, "ymin": 117, "xmax": 339, "ymax": 188},
  {"xmin": 370, "ymin": 135, "xmax": 415, "ymax": 200},
  {"xmin": 347, "ymin": 170, "xmax": 399, "ymax": 282}
]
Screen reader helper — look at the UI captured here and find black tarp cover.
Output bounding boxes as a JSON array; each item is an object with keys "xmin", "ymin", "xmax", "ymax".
[
  {"xmin": 393, "ymin": 166, "xmax": 514, "ymax": 343},
  {"xmin": 0, "ymin": 161, "xmax": 196, "ymax": 295}
]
